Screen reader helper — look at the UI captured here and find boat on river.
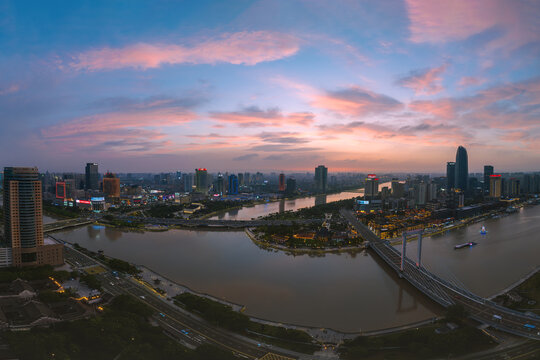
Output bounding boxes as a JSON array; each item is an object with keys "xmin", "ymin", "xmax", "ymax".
[
  {"xmin": 454, "ymin": 242, "xmax": 477, "ymax": 249},
  {"xmin": 480, "ymin": 225, "xmax": 487, "ymax": 235}
]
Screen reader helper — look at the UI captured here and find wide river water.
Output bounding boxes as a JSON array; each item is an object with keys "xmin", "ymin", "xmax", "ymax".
[{"xmin": 52, "ymin": 191, "xmax": 540, "ymax": 332}]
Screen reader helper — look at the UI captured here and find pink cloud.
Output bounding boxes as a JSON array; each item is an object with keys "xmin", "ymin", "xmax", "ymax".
[
  {"xmin": 311, "ymin": 86, "xmax": 403, "ymax": 117},
  {"xmin": 41, "ymin": 108, "xmax": 195, "ymax": 138},
  {"xmin": 397, "ymin": 64, "xmax": 448, "ymax": 95},
  {"xmin": 405, "ymin": 0, "xmax": 540, "ymax": 51},
  {"xmin": 0, "ymin": 84, "xmax": 20, "ymax": 95},
  {"xmin": 409, "ymin": 77, "xmax": 540, "ymax": 143},
  {"xmin": 209, "ymin": 107, "xmax": 314, "ymax": 127},
  {"xmin": 70, "ymin": 31, "xmax": 300, "ymax": 71},
  {"xmin": 458, "ymin": 76, "xmax": 486, "ymax": 88}
]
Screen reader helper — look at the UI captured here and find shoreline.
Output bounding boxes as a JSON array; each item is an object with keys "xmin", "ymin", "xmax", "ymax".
[
  {"xmin": 135, "ymin": 261, "xmax": 441, "ymax": 342},
  {"xmin": 488, "ymin": 265, "xmax": 540, "ymax": 300},
  {"xmin": 244, "ymin": 228, "xmax": 367, "ymax": 255}
]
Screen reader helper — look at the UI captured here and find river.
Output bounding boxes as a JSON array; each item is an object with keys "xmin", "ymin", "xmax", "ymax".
[
  {"xmin": 52, "ymin": 194, "xmax": 540, "ymax": 332},
  {"xmin": 210, "ymin": 182, "xmax": 391, "ymax": 220}
]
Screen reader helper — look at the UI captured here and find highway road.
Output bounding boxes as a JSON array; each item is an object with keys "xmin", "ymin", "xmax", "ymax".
[{"xmin": 62, "ymin": 243, "xmax": 301, "ymax": 360}]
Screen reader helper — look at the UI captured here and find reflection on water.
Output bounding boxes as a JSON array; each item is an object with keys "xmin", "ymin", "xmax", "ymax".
[
  {"xmin": 53, "ymin": 197, "xmax": 540, "ymax": 331},
  {"xmin": 314, "ymin": 194, "xmax": 327, "ymax": 206},
  {"xmin": 55, "ymin": 226, "xmax": 438, "ymax": 332}
]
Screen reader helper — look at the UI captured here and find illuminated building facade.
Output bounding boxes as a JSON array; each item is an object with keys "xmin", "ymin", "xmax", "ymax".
[
  {"xmin": 365, "ymin": 174, "xmax": 379, "ymax": 198},
  {"xmin": 3, "ymin": 167, "xmax": 63, "ymax": 267},
  {"xmin": 489, "ymin": 175, "xmax": 502, "ymax": 198},
  {"xmin": 279, "ymin": 173, "xmax": 286, "ymax": 192}
]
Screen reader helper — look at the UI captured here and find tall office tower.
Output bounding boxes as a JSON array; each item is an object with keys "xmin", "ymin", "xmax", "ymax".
[
  {"xmin": 533, "ymin": 174, "xmax": 540, "ymax": 194},
  {"xmin": 454, "ymin": 146, "xmax": 468, "ymax": 192},
  {"xmin": 522, "ymin": 174, "xmax": 532, "ymax": 194},
  {"xmin": 446, "ymin": 162, "xmax": 456, "ymax": 192},
  {"xmin": 85, "ymin": 163, "xmax": 99, "ymax": 190},
  {"xmin": 3, "ymin": 167, "xmax": 63, "ymax": 267},
  {"xmin": 416, "ymin": 182, "xmax": 427, "ymax": 205},
  {"xmin": 428, "ymin": 183, "xmax": 438, "ymax": 201},
  {"xmin": 255, "ymin": 172, "xmax": 264, "ymax": 185},
  {"xmin": 228, "ymin": 174, "xmax": 239, "ymax": 195},
  {"xmin": 509, "ymin": 178, "xmax": 520, "ymax": 196},
  {"xmin": 278, "ymin": 173, "xmax": 286, "ymax": 192},
  {"xmin": 365, "ymin": 174, "xmax": 379, "ymax": 198},
  {"xmin": 483, "ymin": 165, "xmax": 494, "ymax": 193},
  {"xmin": 216, "ymin": 173, "xmax": 224, "ymax": 195},
  {"xmin": 56, "ymin": 181, "xmax": 67, "ymax": 200},
  {"xmin": 195, "ymin": 168, "xmax": 208, "ymax": 194},
  {"xmin": 314, "ymin": 165, "xmax": 328, "ymax": 193},
  {"xmin": 103, "ymin": 172, "xmax": 121, "ymax": 199},
  {"xmin": 391, "ymin": 178, "xmax": 404, "ymax": 198},
  {"xmin": 183, "ymin": 173, "xmax": 194, "ymax": 192},
  {"xmin": 489, "ymin": 175, "xmax": 502, "ymax": 198},
  {"xmin": 238, "ymin": 173, "xmax": 244, "ymax": 186},
  {"xmin": 286, "ymin": 178, "xmax": 296, "ymax": 195},
  {"xmin": 244, "ymin": 173, "xmax": 251, "ymax": 186}
]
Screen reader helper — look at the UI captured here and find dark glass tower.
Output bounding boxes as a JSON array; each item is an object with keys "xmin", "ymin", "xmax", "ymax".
[
  {"xmin": 483, "ymin": 165, "xmax": 494, "ymax": 193},
  {"xmin": 455, "ymin": 146, "xmax": 468, "ymax": 192},
  {"xmin": 446, "ymin": 162, "xmax": 456, "ymax": 192},
  {"xmin": 314, "ymin": 165, "xmax": 328, "ymax": 193},
  {"xmin": 85, "ymin": 162, "xmax": 99, "ymax": 190}
]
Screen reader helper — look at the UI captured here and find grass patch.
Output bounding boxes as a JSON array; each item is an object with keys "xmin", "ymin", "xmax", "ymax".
[{"xmin": 339, "ymin": 324, "xmax": 496, "ymax": 360}]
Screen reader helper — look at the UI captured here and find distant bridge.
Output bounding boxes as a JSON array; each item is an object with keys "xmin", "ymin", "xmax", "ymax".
[
  {"xmin": 43, "ymin": 219, "xmax": 94, "ymax": 233},
  {"xmin": 341, "ymin": 209, "xmax": 540, "ymax": 340},
  {"xmin": 123, "ymin": 216, "xmax": 321, "ymax": 228}
]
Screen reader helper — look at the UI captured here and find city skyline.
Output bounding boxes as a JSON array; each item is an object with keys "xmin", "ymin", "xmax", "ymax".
[{"xmin": 1, "ymin": 1, "xmax": 540, "ymax": 172}]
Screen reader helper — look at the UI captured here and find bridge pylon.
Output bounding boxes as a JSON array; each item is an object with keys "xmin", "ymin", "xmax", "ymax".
[{"xmin": 400, "ymin": 229, "xmax": 424, "ymax": 272}]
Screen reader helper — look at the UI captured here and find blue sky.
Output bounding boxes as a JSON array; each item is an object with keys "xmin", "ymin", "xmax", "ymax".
[{"xmin": 1, "ymin": 0, "xmax": 539, "ymax": 173}]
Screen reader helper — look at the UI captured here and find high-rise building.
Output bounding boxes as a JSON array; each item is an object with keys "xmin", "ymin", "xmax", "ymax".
[
  {"xmin": 215, "ymin": 173, "xmax": 224, "ymax": 195},
  {"xmin": 244, "ymin": 172, "xmax": 251, "ymax": 186},
  {"xmin": 446, "ymin": 162, "xmax": 456, "ymax": 192},
  {"xmin": 454, "ymin": 146, "xmax": 468, "ymax": 192},
  {"xmin": 103, "ymin": 172, "xmax": 121, "ymax": 199},
  {"xmin": 85, "ymin": 163, "xmax": 99, "ymax": 190},
  {"xmin": 228, "ymin": 174, "xmax": 239, "ymax": 195},
  {"xmin": 3, "ymin": 167, "xmax": 63, "ymax": 267},
  {"xmin": 56, "ymin": 181, "xmax": 67, "ymax": 199},
  {"xmin": 365, "ymin": 174, "xmax": 379, "ymax": 198},
  {"xmin": 183, "ymin": 173, "xmax": 194, "ymax": 192},
  {"xmin": 195, "ymin": 168, "xmax": 208, "ymax": 194},
  {"xmin": 238, "ymin": 173, "xmax": 244, "ymax": 186},
  {"xmin": 391, "ymin": 178, "xmax": 404, "ymax": 198},
  {"xmin": 278, "ymin": 173, "xmax": 286, "ymax": 192},
  {"xmin": 483, "ymin": 165, "xmax": 494, "ymax": 193},
  {"xmin": 509, "ymin": 178, "xmax": 520, "ymax": 196},
  {"xmin": 416, "ymin": 182, "xmax": 427, "ymax": 206},
  {"xmin": 314, "ymin": 165, "xmax": 328, "ymax": 193},
  {"xmin": 489, "ymin": 174, "xmax": 502, "ymax": 198},
  {"xmin": 286, "ymin": 178, "xmax": 297, "ymax": 195}
]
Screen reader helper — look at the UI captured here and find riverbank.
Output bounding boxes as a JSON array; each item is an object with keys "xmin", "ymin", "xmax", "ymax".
[
  {"xmin": 386, "ymin": 203, "xmax": 530, "ymax": 245},
  {"xmin": 491, "ymin": 266, "xmax": 540, "ymax": 315},
  {"xmin": 245, "ymin": 228, "xmax": 366, "ymax": 255}
]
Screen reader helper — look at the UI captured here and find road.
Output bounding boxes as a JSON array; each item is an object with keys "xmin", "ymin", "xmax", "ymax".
[
  {"xmin": 341, "ymin": 209, "xmax": 540, "ymax": 341},
  {"xmin": 62, "ymin": 244, "xmax": 301, "ymax": 360}
]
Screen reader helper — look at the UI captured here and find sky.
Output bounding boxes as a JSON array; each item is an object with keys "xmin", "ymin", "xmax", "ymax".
[{"xmin": 1, "ymin": 0, "xmax": 539, "ymax": 173}]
